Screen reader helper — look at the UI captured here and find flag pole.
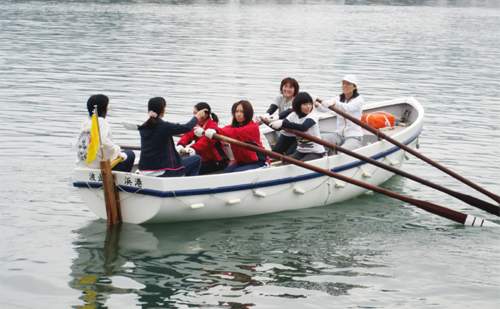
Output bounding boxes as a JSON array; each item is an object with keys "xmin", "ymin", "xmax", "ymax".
[{"xmin": 93, "ymin": 105, "xmax": 103, "ymax": 159}]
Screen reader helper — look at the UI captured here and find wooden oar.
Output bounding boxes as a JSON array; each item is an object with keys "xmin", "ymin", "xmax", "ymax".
[
  {"xmin": 316, "ymin": 101, "xmax": 500, "ymax": 204},
  {"xmin": 209, "ymin": 132, "xmax": 498, "ymax": 227},
  {"xmin": 261, "ymin": 119, "xmax": 499, "ymax": 217},
  {"xmin": 305, "ymin": 129, "xmax": 499, "ymax": 216}
]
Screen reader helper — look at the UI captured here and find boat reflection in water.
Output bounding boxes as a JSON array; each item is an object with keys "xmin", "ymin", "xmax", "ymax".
[
  {"xmin": 68, "ymin": 204, "xmax": 379, "ymax": 308},
  {"xmin": 69, "ymin": 219, "xmax": 267, "ymax": 308}
]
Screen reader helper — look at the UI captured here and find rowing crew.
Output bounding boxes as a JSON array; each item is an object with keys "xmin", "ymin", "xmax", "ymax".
[{"xmin": 76, "ymin": 75, "xmax": 363, "ymax": 178}]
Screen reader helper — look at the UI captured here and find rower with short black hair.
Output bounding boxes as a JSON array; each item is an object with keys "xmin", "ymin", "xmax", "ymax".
[
  {"xmin": 269, "ymin": 92, "xmax": 325, "ymax": 162},
  {"xmin": 77, "ymin": 94, "xmax": 135, "ymax": 172}
]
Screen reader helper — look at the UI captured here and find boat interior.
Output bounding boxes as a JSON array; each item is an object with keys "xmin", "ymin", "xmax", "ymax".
[
  {"xmin": 207, "ymin": 107, "xmax": 413, "ymax": 170},
  {"xmin": 125, "ymin": 103, "xmax": 415, "ymax": 173}
]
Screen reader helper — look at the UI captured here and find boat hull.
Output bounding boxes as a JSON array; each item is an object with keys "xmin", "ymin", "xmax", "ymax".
[{"xmin": 74, "ymin": 97, "xmax": 423, "ymax": 224}]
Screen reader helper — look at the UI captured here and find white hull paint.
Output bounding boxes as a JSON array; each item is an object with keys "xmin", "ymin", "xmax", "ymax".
[{"xmin": 74, "ymin": 97, "xmax": 424, "ymax": 224}]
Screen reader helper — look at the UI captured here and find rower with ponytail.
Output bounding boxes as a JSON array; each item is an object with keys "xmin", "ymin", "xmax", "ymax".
[
  {"xmin": 138, "ymin": 97, "xmax": 207, "ymax": 177},
  {"xmin": 176, "ymin": 102, "xmax": 229, "ymax": 175}
]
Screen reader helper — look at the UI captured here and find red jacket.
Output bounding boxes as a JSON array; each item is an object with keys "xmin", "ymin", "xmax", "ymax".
[
  {"xmin": 217, "ymin": 121, "xmax": 268, "ymax": 164},
  {"xmin": 177, "ymin": 118, "xmax": 228, "ymax": 163}
]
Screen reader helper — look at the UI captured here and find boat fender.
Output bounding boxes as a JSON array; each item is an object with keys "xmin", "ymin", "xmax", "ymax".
[
  {"xmin": 334, "ymin": 181, "xmax": 346, "ymax": 188},
  {"xmin": 190, "ymin": 203, "xmax": 204, "ymax": 209},
  {"xmin": 227, "ymin": 199, "xmax": 241, "ymax": 205},
  {"xmin": 293, "ymin": 188, "xmax": 306, "ymax": 195},
  {"xmin": 389, "ymin": 159, "xmax": 399, "ymax": 166},
  {"xmin": 253, "ymin": 190, "xmax": 266, "ymax": 198},
  {"xmin": 359, "ymin": 167, "xmax": 372, "ymax": 178}
]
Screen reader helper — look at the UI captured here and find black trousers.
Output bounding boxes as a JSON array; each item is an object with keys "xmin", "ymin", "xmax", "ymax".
[
  {"xmin": 199, "ymin": 160, "xmax": 229, "ymax": 175},
  {"xmin": 272, "ymin": 135, "xmax": 297, "ymax": 155}
]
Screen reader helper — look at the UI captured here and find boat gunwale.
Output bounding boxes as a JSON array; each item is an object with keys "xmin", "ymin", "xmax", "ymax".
[{"xmin": 73, "ymin": 127, "xmax": 422, "ymax": 198}]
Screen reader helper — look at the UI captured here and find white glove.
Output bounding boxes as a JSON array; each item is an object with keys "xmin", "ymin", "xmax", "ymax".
[
  {"xmin": 176, "ymin": 145, "xmax": 185, "ymax": 153},
  {"xmin": 185, "ymin": 147, "xmax": 196, "ymax": 156},
  {"xmin": 254, "ymin": 113, "xmax": 270, "ymax": 124},
  {"xmin": 119, "ymin": 152, "xmax": 128, "ymax": 161},
  {"xmin": 268, "ymin": 115, "xmax": 279, "ymax": 121},
  {"xmin": 322, "ymin": 100, "xmax": 335, "ymax": 109},
  {"xmin": 194, "ymin": 127, "xmax": 204, "ymax": 137},
  {"xmin": 122, "ymin": 121, "xmax": 139, "ymax": 130},
  {"xmin": 270, "ymin": 120, "xmax": 283, "ymax": 130},
  {"xmin": 310, "ymin": 94, "xmax": 318, "ymax": 104},
  {"xmin": 205, "ymin": 129, "xmax": 216, "ymax": 139}
]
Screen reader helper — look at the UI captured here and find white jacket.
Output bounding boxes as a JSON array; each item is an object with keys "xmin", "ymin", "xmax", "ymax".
[
  {"xmin": 76, "ymin": 117, "xmax": 121, "ymax": 169},
  {"xmin": 316, "ymin": 95, "xmax": 364, "ymax": 137}
]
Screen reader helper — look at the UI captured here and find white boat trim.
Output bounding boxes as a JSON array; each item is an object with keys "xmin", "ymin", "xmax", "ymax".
[{"xmin": 73, "ymin": 131, "xmax": 420, "ymax": 198}]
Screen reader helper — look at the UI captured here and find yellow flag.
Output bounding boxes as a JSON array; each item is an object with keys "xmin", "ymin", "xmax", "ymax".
[{"xmin": 86, "ymin": 115, "xmax": 100, "ymax": 165}]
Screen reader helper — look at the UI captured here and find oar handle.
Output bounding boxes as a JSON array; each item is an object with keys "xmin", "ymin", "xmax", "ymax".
[
  {"xmin": 321, "ymin": 104, "xmax": 499, "ymax": 204},
  {"xmin": 110, "ymin": 157, "xmax": 123, "ymax": 169},
  {"xmin": 210, "ymin": 132, "xmax": 497, "ymax": 227}
]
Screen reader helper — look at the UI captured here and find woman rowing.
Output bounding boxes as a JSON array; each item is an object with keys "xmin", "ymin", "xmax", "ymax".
[
  {"xmin": 137, "ymin": 97, "xmax": 206, "ymax": 177},
  {"xmin": 176, "ymin": 102, "xmax": 229, "ymax": 175},
  {"xmin": 269, "ymin": 92, "xmax": 325, "ymax": 162},
  {"xmin": 255, "ymin": 77, "xmax": 300, "ymax": 155},
  {"xmin": 315, "ymin": 75, "xmax": 364, "ymax": 151},
  {"xmin": 195, "ymin": 100, "xmax": 269, "ymax": 173}
]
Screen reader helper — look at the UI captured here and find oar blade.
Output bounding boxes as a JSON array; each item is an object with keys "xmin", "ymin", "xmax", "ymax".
[{"xmin": 464, "ymin": 215, "xmax": 499, "ymax": 227}]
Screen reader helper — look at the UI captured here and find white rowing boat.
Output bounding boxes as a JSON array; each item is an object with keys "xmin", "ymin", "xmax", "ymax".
[{"xmin": 73, "ymin": 97, "xmax": 423, "ymax": 224}]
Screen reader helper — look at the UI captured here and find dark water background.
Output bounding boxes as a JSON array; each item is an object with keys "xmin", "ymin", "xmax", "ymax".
[{"xmin": 1, "ymin": 0, "xmax": 499, "ymax": 308}]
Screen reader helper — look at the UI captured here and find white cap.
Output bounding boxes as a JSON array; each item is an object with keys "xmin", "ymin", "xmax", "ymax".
[{"xmin": 342, "ymin": 75, "xmax": 358, "ymax": 85}]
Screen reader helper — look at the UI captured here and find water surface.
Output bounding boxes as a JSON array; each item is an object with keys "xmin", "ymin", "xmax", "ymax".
[{"xmin": 1, "ymin": 0, "xmax": 499, "ymax": 308}]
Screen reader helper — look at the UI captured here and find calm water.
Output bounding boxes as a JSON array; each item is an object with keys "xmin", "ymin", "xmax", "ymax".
[{"xmin": 1, "ymin": 0, "xmax": 499, "ymax": 308}]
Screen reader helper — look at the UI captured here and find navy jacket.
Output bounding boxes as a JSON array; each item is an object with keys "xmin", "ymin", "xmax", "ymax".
[{"xmin": 138, "ymin": 117, "xmax": 198, "ymax": 172}]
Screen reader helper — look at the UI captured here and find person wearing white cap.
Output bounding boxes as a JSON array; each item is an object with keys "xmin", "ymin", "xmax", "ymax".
[{"xmin": 315, "ymin": 75, "xmax": 364, "ymax": 151}]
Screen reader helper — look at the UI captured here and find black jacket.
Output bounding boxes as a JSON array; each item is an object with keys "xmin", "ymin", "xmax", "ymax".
[{"xmin": 138, "ymin": 117, "xmax": 198, "ymax": 172}]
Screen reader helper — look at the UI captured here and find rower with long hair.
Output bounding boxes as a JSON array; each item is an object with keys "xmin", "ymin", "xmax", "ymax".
[{"xmin": 195, "ymin": 100, "xmax": 269, "ymax": 173}]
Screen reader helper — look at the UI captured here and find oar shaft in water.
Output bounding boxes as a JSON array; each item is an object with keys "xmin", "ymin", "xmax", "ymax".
[{"xmin": 210, "ymin": 132, "xmax": 497, "ymax": 227}]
